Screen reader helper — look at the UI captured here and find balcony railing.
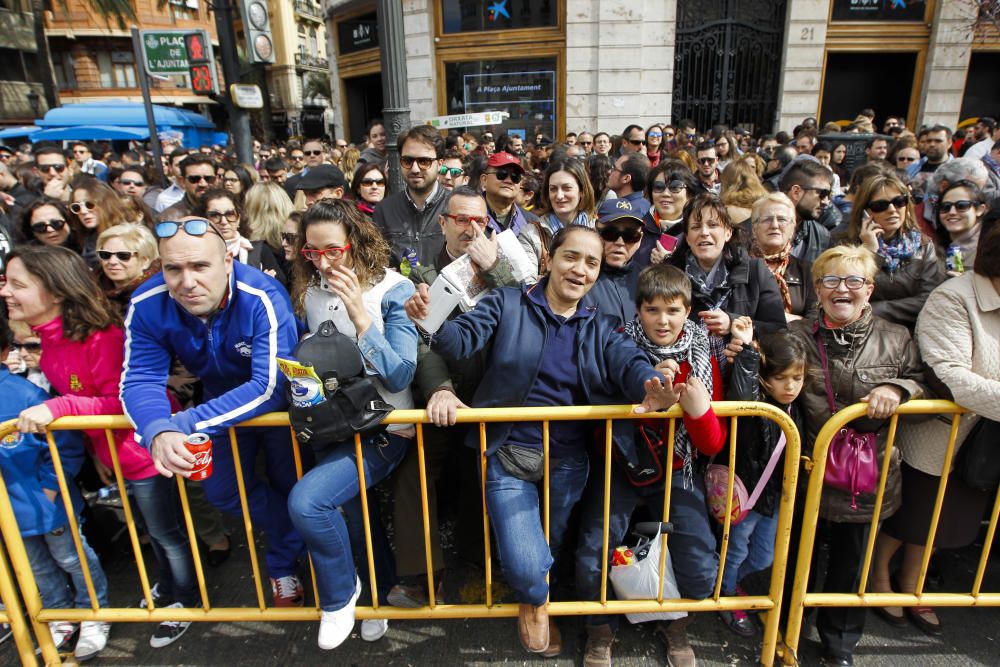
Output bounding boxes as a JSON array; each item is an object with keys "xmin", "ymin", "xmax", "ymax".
[
  {"xmin": 294, "ymin": 53, "xmax": 329, "ymax": 70},
  {"xmin": 294, "ymin": 0, "xmax": 322, "ymax": 21}
]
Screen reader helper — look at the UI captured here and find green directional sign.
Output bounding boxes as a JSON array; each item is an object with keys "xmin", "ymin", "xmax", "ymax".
[{"xmin": 140, "ymin": 30, "xmax": 191, "ymax": 75}]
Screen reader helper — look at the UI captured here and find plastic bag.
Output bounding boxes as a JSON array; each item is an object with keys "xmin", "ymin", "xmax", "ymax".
[{"xmin": 608, "ymin": 527, "xmax": 686, "ymax": 624}]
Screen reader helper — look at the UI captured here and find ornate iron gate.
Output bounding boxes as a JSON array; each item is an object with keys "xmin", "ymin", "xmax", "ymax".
[{"xmin": 672, "ymin": 0, "xmax": 787, "ymax": 134}]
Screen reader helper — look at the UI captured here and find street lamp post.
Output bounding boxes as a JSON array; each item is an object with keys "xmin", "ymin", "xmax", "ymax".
[{"xmin": 376, "ymin": 0, "xmax": 411, "ymax": 194}]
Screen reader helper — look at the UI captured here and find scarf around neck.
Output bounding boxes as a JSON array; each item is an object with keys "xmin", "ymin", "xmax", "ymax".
[
  {"xmin": 877, "ymin": 229, "xmax": 921, "ymax": 273},
  {"xmin": 751, "ymin": 237, "xmax": 793, "ymax": 312},
  {"xmin": 544, "ymin": 210, "xmax": 592, "ymax": 233}
]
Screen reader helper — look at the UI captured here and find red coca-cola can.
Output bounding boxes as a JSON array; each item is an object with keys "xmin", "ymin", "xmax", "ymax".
[{"xmin": 185, "ymin": 433, "xmax": 213, "ymax": 481}]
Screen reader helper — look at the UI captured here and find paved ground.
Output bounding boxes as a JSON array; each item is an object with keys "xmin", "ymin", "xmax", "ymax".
[{"xmin": 2, "ymin": 510, "xmax": 998, "ymax": 666}]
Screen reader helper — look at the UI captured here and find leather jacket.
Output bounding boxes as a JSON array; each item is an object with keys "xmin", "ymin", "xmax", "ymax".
[
  {"xmin": 870, "ymin": 239, "xmax": 945, "ymax": 330},
  {"xmin": 789, "ymin": 309, "xmax": 927, "ymax": 523}
]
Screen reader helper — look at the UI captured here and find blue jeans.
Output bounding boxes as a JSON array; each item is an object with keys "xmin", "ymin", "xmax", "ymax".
[
  {"xmin": 201, "ymin": 426, "xmax": 305, "ymax": 577},
  {"xmin": 576, "ymin": 466, "xmax": 719, "ymax": 628},
  {"xmin": 23, "ymin": 524, "xmax": 109, "ymax": 609},
  {"xmin": 131, "ymin": 474, "xmax": 198, "ymax": 606},
  {"xmin": 721, "ymin": 509, "xmax": 778, "ymax": 594},
  {"xmin": 484, "ymin": 451, "xmax": 589, "ymax": 607},
  {"xmin": 288, "ymin": 433, "xmax": 409, "ymax": 611}
]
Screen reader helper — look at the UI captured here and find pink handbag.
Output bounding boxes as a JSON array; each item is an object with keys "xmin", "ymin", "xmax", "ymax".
[
  {"xmin": 705, "ymin": 430, "xmax": 786, "ymax": 526},
  {"xmin": 815, "ymin": 333, "xmax": 878, "ymax": 510}
]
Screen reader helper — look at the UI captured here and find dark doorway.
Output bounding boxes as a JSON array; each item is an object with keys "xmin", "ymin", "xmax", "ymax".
[
  {"xmin": 343, "ymin": 73, "xmax": 383, "ymax": 145},
  {"xmin": 960, "ymin": 52, "xmax": 1000, "ymax": 123},
  {"xmin": 673, "ymin": 0, "xmax": 787, "ymax": 134},
  {"xmin": 820, "ymin": 52, "xmax": 916, "ymax": 127}
]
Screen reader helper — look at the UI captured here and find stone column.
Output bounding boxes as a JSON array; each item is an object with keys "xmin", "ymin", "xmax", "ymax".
[
  {"xmin": 916, "ymin": 0, "xmax": 977, "ymax": 129},
  {"xmin": 774, "ymin": 0, "xmax": 829, "ymax": 132},
  {"xmin": 402, "ymin": 0, "xmax": 436, "ymax": 123}
]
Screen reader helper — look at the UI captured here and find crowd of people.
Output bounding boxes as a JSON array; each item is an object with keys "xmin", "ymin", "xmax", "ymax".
[{"xmin": 0, "ymin": 108, "xmax": 999, "ymax": 666}]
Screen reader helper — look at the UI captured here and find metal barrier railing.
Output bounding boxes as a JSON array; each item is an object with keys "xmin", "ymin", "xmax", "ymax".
[
  {"xmin": 782, "ymin": 400, "xmax": 1000, "ymax": 665},
  {"xmin": 0, "ymin": 403, "xmax": 800, "ymax": 666}
]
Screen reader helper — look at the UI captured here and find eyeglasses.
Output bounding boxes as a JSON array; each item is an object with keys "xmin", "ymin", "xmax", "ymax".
[
  {"xmin": 442, "ymin": 213, "xmax": 489, "ymax": 227},
  {"xmin": 438, "ymin": 166, "xmax": 464, "ymax": 177},
  {"xmin": 627, "ymin": 138, "xmax": 647, "ymax": 146},
  {"xmin": 185, "ymin": 174, "xmax": 216, "ymax": 184},
  {"xmin": 120, "ymin": 178, "xmax": 145, "ymax": 187},
  {"xmin": 12, "ymin": 342, "xmax": 41, "ymax": 352},
  {"xmin": 651, "ymin": 180, "xmax": 686, "ymax": 194},
  {"xmin": 37, "ymin": 163, "xmax": 66, "ymax": 173},
  {"xmin": 599, "ymin": 226, "xmax": 642, "ymax": 244},
  {"xmin": 400, "ymin": 156, "xmax": 436, "ymax": 170},
  {"xmin": 755, "ymin": 215, "xmax": 794, "ymax": 227},
  {"xmin": 70, "ymin": 201, "xmax": 96, "ymax": 215},
  {"xmin": 939, "ymin": 199, "xmax": 975, "ymax": 213},
  {"xmin": 867, "ymin": 194, "xmax": 908, "ymax": 213},
  {"xmin": 697, "ymin": 157, "xmax": 717, "ymax": 165},
  {"xmin": 155, "ymin": 218, "xmax": 224, "ymax": 239},
  {"xmin": 97, "ymin": 250, "xmax": 137, "ymax": 262},
  {"xmin": 281, "ymin": 232, "xmax": 298, "ymax": 245},
  {"xmin": 488, "ymin": 167, "xmax": 522, "ymax": 184},
  {"xmin": 664, "ymin": 132, "xmax": 675, "ymax": 138},
  {"xmin": 896, "ymin": 156, "xmax": 917, "ymax": 163},
  {"xmin": 300, "ymin": 244, "xmax": 351, "ymax": 261},
  {"xmin": 206, "ymin": 209, "xmax": 239, "ymax": 223},
  {"xmin": 803, "ymin": 186, "xmax": 832, "ymax": 200},
  {"xmin": 304, "ymin": 150, "xmax": 324, "ymax": 156},
  {"xmin": 290, "ymin": 154, "xmax": 305, "ymax": 161},
  {"xmin": 30, "ymin": 219, "xmax": 67, "ymax": 234},
  {"xmin": 359, "ymin": 177, "xmax": 386, "ymax": 186},
  {"xmin": 817, "ymin": 275, "xmax": 868, "ymax": 290},
  {"xmin": 72, "ymin": 149, "xmax": 89, "ymax": 155}
]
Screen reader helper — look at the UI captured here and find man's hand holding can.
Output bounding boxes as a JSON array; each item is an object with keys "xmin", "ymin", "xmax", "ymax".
[{"xmin": 151, "ymin": 431, "xmax": 196, "ymax": 478}]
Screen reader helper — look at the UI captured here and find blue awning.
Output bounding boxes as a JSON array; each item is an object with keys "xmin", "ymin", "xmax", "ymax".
[
  {"xmin": 0, "ymin": 126, "xmax": 39, "ymax": 139},
  {"xmin": 30, "ymin": 126, "xmax": 151, "ymax": 142},
  {"xmin": 34, "ymin": 102, "xmax": 218, "ymax": 147}
]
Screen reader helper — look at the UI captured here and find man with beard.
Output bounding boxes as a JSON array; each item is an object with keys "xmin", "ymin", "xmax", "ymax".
[
  {"xmin": 373, "ymin": 125, "xmax": 450, "ymax": 267},
  {"xmin": 781, "ymin": 160, "xmax": 833, "ymax": 264},
  {"xmin": 160, "ymin": 155, "xmax": 217, "ymax": 220}
]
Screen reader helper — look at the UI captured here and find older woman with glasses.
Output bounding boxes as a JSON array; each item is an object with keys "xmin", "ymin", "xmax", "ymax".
[
  {"xmin": 193, "ymin": 189, "xmax": 286, "ymax": 287},
  {"xmin": 749, "ymin": 193, "xmax": 817, "ymax": 321},
  {"xmin": 94, "ymin": 223, "xmax": 159, "ymax": 313},
  {"xmin": 838, "ymin": 171, "xmax": 944, "ymax": 330}
]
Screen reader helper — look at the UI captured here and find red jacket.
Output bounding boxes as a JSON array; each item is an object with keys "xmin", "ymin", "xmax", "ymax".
[{"xmin": 35, "ymin": 317, "xmax": 160, "ymax": 481}]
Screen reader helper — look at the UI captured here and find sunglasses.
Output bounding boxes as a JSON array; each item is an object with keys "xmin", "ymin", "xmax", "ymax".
[
  {"xmin": 488, "ymin": 167, "xmax": 522, "ymax": 183},
  {"xmin": 651, "ymin": 180, "xmax": 687, "ymax": 194},
  {"xmin": 698, "ymin": 157, "xmax": 717, "ymax": 165},
  {"xmin": 290, "ymin": 154, "xmax": 305, "ymax": 160},
  {"xmin": 896, "ymin": 156, "xmax": 917, "ymax": 163},
  {"xmin": 803, "ymin": 186, "xmax": 832, "ymax": 200},
  {"xmin": 281, "ymin": 232, "xmax": 298, "ymax": 245},
  {"xmin": 867, "ymin": 194, "xmax": 908, "ymax": 213},
  {"xmin": 664, "ymin": 132, "xmax": 675, "ymax": 138},
  {"xmin": 186, "ymin": 174, "xmax": 216, "ymax": 184},
  {"xmin": 939, "ymin": 199, "xmax": 975, "ymax": 213},
  {"xmin": 206, "ymin": 209, "xmax": 239, "ymax": 223},
  {"xmin": 11, "ymin": 341, "xmax": 42, "ymax": 352},
  {"xmin": 442, "ymin": 213, "xmax": 489, "ymax": 227},
  {"xmin": 70, "ymin": 201, "xmax": 96, "ymax": 215},
  {"xmin": 304, "ymin": 150, "xmax": 324, "ymax": 156},
  {"xmin": 627, "ymin": 138, "xmax": 647, "ymax": 146},
  {"xmin": 300, "ymin": 244, "xmax": 351, "ymax": 261},
  {"xmin": 817, "ymin": 275, "xmax": 867, "ymax": 290},
  {"xmin": 359, "ymin": 177, "xmax": 386, "ymax": 186},
  {"xmin": 37, "ymin": 163, "xmax": 67, "ymax": 173},
  {"xmin": 155, "ymin": 218, "xmax": 224, "ymax": 239},
  {"xmin": 120, "ymin": 178, "xmax": 145, "ymax": 187},
  {"xmin": 599, "ymin": 226, "xmax": 642, "ymax": 244},
  {"xmin": 400, "ymin": 156, "xmax": 436, "ymax": 170},
  {"xmin": 647, "ymin": 132, "xmax": 663, "ymax": 139},
  {"xmin": 97, "ymin": 250, "xmax": 137, "ymax": 262},
  {"xmin": 30, "ymin": 219, "xmax": 67, "ymax": 234},
  {"xmin": 438, "ymin": 166, "xmax": 464, "ymax": 177},
  {"xmin": 580, "ymin": 141, "xmax": 593, "ymax": 146}
]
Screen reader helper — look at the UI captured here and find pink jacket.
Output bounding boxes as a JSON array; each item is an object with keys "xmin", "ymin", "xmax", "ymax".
[{"xmin": 35, "ymin": 317, "xmax": 159, "ymax": 481}]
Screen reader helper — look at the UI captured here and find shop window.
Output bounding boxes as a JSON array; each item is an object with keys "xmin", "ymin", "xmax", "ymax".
[
  {"xmin": 441, "ymin": 0, "xmax": 556, "ymax": 34},
  {"xmin": 445, "ymin": 57, "xmax": 557, "ymax": 139}
]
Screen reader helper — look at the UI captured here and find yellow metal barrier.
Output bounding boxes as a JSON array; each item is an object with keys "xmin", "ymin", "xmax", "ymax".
[
  {"xmin": 782, "ymin": 400, "xmax": 1000, "ymax": 665},
  {"xmin": 0, "ymin": 403, "xmax": 799, "ymax": 666}
]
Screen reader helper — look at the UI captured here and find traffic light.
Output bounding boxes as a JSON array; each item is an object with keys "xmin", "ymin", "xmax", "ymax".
[
  {"xmin": 185, "ymin": 30, "xmax": 218, "ymax": 95},
  {"xmin": 239, "ymin": 0, "xmax": 275, "ymax": 64}
]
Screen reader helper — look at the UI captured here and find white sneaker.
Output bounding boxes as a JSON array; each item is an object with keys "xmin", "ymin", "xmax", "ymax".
[
  {"xmin": 74, "ymin": 621, "xmax": 110, "ymax": 661},
  {"xmin": 48, "ymin": 621, "xmax": 77, "ymax": 651},
  {"xmin": 317, "ymin": 576, "xmax": 361, "ymax": 650},
  {"xmin": 361, "ymin": 618, "xmax": 388, "ymax": 642}
]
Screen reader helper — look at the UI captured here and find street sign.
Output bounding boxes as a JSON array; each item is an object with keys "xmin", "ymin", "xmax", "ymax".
[
  {"xmin": 140, "ymin": 30, "xmax": 192, "ymax": 75},
  {"xmin": 425, "ymin": 111, "xmax": 509, "ymax": 130},
  {"xmin": 231, "ymin": 84, "xmax": 263, "ymax": 109}
]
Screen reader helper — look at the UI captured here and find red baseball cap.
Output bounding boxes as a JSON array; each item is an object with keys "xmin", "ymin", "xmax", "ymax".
[{"xmin": 486, "ymin": 151, "xmax": 524, "ymax": 171}]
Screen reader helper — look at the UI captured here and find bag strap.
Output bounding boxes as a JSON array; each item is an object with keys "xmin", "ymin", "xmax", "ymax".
[
  {"xmin": 746, "ymin": 430, "xmax": 786, "ymax": 510},
  {"xmin": 813, "ymin": 329, "xmax": 837, "ymax": 413}
]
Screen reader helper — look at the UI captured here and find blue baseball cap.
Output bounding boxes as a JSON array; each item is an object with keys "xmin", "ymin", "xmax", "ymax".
[{"xmin": 597, "ymin": 198, "xmax": 644, "ymax": 226}]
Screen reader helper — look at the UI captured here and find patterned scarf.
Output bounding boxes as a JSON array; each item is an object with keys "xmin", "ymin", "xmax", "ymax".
[
  {"xmin": 751, "ymin": 237, "xmax": 793, "ymax": 313},
  {"xmin": 623, "ymin": 318, "xmax": 714, "ymax": 488},
  {"xmin": 877, "ymin": 230, "xmax": 922, "ymax": 273},
  {"xmin": 685, "ymin": 253, "xmax": 731, "ymax": 366},
  {"xmin": 543, "ymin": 211, "xmax": 593, "ymax": 233}
]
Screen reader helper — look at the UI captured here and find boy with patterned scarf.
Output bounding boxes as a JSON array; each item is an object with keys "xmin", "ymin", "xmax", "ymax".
[{"xmin": 575, "ymin": 263, "xmax": 727, "ymax": 667}]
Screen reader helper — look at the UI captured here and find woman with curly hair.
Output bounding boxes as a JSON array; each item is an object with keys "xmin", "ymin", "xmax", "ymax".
[{"xmin": 286, "ymin": 199, "xmax": 416, "ymax": 650}]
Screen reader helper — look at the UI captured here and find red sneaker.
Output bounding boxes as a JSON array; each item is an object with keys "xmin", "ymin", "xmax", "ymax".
[{"xmin": 271, "ymin": 575, "xmax": 304, "ymax": 607}]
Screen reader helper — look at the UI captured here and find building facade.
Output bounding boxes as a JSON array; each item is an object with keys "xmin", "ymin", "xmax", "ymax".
[
  {"xmin": 268, "ymin": 0, "xmax": 333, "ymax": 140},
  {"xmin": 0, "ymin": 0, "xmax": 49, "ymax": 124},
  {"xmin": 323, "ymin": 0, "xmax": 1000, "ymax": 143}
]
